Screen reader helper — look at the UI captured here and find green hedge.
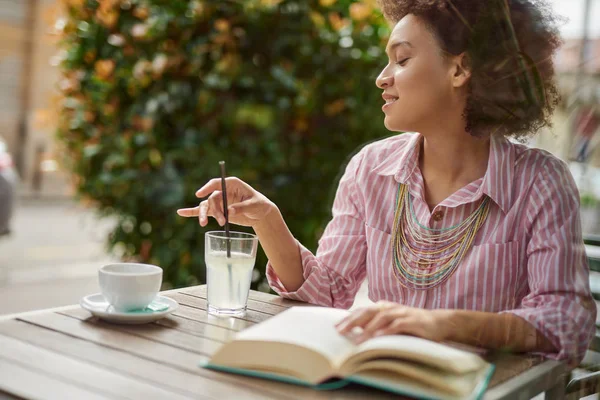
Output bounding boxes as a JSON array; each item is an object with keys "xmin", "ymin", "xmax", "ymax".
[{"xmin": 56, "ymin": 0, "xmax": 391, "ymax": 290}]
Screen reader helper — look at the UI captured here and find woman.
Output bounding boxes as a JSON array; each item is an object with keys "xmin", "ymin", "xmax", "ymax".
[{"xmin": 178, "ymin": 0, "xmax": 595, "ymax": 365}]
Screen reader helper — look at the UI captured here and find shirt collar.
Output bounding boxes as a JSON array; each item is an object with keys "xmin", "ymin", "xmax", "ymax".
[
  {"xmin": 480, "ymin": 135, "xmax": 514, "ymax": 214},
  {"xmin": 372, "ymin": 132, "xmax": 422, "ymax": 181},
  {"xmin": 372, "ymin": 132, "xmax": 514, "ymax": 213}
]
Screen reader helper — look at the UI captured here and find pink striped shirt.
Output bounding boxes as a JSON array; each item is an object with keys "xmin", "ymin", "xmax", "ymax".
[{"xmin": 267, "ymin": 132, "xmax": 596, "ymax": 363}]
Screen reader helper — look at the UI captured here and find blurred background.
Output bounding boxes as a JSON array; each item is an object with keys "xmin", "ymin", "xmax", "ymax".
[{"xmin": 0, "ymin": 0, "xmax": 598, "ymax": 318}]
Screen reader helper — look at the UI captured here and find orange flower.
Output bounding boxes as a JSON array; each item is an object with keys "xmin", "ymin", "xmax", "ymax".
[
  {"xmin": 319, "ymin": 0, "xmax": 336, "ymax": 6},
  {"xmin": 161, "ymin": 39, "xmax": 176, "ymax": 52},
  {"xmin": 325, "ymin": 99, "xmax": 346, "ymax": 116},
  {"xmin": 214, "ymin": 19, "xmax": 230, "ymax": 32},
  {"xmin": 84, "ymin": 111, "xmax": 96, "ymax": 123},
  {"xmin": 94, "ymin": 59, "xmax": 115, "ymax": 80},
  {"xmin": 61, "ymin": 0, "xmax": 85, "ymax": 8},
  {"xmin": 123, "ymin": 45, "xmax": 136, "ymax": 57},
  {"xmin": 293, "ymin": 117, "xmax": 309, "ymax": 132},
  {"xmin": 97, "ymin": 0, "xmax": 119, "ymax": 13},
  {"xmin": 84, "ymin": 50, "xmax": 97, "ymax": 64},
  {"xmin": 328, "ymin": 12, "xmax": 349, "ymax": 31},
  {"xmin": 140, "ymin": 240, "xmax": 153, "ymax": 261},
  {"xmin": 349, "ymin": 3, "xmax": 371, "ymax": 21},
  {"xmin": 132, "ymin": 115, "xmax": 154, "ymax": 131},
  {"xmin": 133, "ymin": 6, "xmax": 150, "ymax": 20},
  {"xmin": 96, "ymin": 8, "xmax": 119, "ymax": 29}
]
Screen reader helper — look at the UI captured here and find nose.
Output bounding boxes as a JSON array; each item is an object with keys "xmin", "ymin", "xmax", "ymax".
[{"xmin": 376, "ymin": 66, "xmax": 393, "ymax": 89}]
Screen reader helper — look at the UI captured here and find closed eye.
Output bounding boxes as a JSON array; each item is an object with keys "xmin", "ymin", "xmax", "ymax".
[{"xmin": 396, "ymin": 58, "xmax": 409, "ymax": 66}]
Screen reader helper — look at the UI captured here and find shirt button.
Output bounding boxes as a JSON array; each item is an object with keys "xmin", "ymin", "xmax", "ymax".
[{"xmin": 432, "ymin": 210, "xmax": 444, "ymax": 222}]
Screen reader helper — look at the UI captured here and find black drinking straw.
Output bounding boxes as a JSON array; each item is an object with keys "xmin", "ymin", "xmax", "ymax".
[
  {"xmin": 219, "ymin": 161, "xmax": 233, "ymax": 303},
  {"xmin": 219, "ymin": 161, "xmax": 231, "ymax": 257}
]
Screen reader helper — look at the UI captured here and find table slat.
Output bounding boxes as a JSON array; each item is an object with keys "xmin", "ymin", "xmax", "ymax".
[
  {"xmin": 182, "ymin": 285, "xmax": 310, "ymax": 309},
  {"xmin": 0, "ymin": 320, "xmax": 276, "ymax": 400},
  {"xmin": 154, "ymin": 315, "xmax": 238, "ymax": 342},
  {"xmin": 170, "ymin": 293, "xmax": 271, "ymax": 323},
  {"xmin": 60, "ymin": 308, "xmax": 224, "ymax": 355},
  {"xmin": 181, "ymin": 286, "xmax": 292, "ymax": 315},
  {"xmin": 0, "ymin": 357, "xmax": 113, "ymax": 400},
  {"xmin": 14, "ymin": 313, "xmax": 342, "ymax": 399},
  {"xmin": 171, "ymin": 303, "xmax": 255, "ymax": 331},
  {"xmin": 484, "ymin": 360, "xmax": 565, "ymax": 400},
  {"xmin": 485, "ymin": 352, "xmax": 542, "ymax": 388},
  {"xmin": 0, "ymin": 333, "xmax": 192, "ymax": 400}
]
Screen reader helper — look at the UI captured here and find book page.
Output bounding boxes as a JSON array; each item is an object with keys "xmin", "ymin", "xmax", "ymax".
[
  {"xmin": 347, "ymin": 335, "xmax": 488, "ymax": 374},
  {"xmin": 236, "ymin": 307, "xmax": 355, "ymax": 364}
]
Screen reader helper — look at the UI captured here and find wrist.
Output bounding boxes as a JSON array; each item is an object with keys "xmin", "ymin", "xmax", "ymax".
[
  {"xmin": 252, "ymin": 201, "xmax": 280, "ymax": 233},
  {"xmin": 432, "ymin": 309, "xmax": 456, "ymax": 342}
]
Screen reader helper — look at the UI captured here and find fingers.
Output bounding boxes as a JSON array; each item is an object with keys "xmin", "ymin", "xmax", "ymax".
[
  {"xmin": 195, "ymin": 178, "xmax": 221, "ymax": 198},
  {"xmin": 177, "ymin": 202, "xmax": 210, "ymax": 226},
  {"xmin": 195, "ymin": 177, "xmax": 244, "ymax": 198},
  {"xmin": 207, "ymin": 191, "xmax": 226, "ymax": 226},
  {"xmin": 371, "ymin": 319, "xmax": 407, "ymax": 339},
  {"xmin": 179, "ymin": 177, "xmax": 252, "ymax": 225},
  {"xmin": 177, "ymin": 194, "xmax": 226, "ymax": 227},
  {"xmin": 336, "ymin": 307, "xmax": 379, "ymax": 335},
  {"xmin": 228, "ymin": 198, "xmax": 255, "ymax": 216},
  {"xmin": 199, "ymin": 200, "xmax": 209, "ymax": 226},
  {"xmin": 361, "ymin": 311, "xmax": 397, "ymax": 338},
  {"xmin": 176, "ymin": 206, "xmax": 200, "ymax": 218}
]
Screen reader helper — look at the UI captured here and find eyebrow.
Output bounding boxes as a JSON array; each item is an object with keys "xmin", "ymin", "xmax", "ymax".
[{"xmin": 385, "ymin": 41, "xmax": 414, "ymax": 55}]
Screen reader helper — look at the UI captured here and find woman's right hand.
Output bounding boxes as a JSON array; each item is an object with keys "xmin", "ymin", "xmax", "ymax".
[{"xmin": 176, "ymin": 177, "xmax": 276, "ymax": 228}]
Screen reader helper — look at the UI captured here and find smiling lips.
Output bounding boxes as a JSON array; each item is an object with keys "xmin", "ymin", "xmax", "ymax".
[{"xmin": 382, "ymin": 93, "xmax": 399, "ymax": 108}]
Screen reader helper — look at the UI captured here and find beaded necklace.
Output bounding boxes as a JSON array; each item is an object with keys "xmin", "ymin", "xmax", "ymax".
[{"xmin": 391, "ymin": 184, "xmax": 490, "ymax": 290}]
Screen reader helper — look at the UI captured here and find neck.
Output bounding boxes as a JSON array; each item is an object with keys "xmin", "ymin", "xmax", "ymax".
[{"xmin": 420, "ymin": 132, "xmax": 490, "ymax": 185}]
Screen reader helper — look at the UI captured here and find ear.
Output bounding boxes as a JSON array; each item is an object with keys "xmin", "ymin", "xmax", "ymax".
[{"xmin": 451, "ymin": 53, "xmax": 471, "ymax": 88}]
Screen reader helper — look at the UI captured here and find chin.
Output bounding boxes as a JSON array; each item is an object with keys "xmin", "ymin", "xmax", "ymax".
[{"xmin": 383, "ymin": 116, "xmax": 411, "ymax": 133}]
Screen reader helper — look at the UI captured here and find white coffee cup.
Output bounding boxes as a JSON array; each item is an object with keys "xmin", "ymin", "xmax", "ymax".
[{"xmin": 99, "ymin": 263, "xmax": 163, "ymax": 312}]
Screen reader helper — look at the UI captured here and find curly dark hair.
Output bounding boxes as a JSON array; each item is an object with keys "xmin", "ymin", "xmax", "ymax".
[{"xmin": 377, "ymin": 0, "xmax": 562, "ymax": 140}]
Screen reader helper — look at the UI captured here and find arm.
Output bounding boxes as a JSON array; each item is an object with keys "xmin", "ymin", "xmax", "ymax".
[
  {"xmin": 176, "ymin": 151, "xmax": 368, "ymax": 308},
  {"xmin": 435, "ymin": 309, "xmax": 556, "ymax": 353},
  {"xmin": 336, "ymin": 303, "xmax": 555, "ymax": 353},
  {"xmin": 265, "ymin": 151, "xmax": 368, "ymax": 308},
  {"xmin": 498, "ymin": 161, "xmax": 596, "ymax": 365},
  {"xmin": 252, "ymin": 206, "xmax": 304, "ymax": 292}
]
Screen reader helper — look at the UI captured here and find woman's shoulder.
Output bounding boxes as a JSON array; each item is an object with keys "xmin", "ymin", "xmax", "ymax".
[
  {"xmin": 509, "ymin": 140, "xmax": 580, "ymax": 206},
  {"xmin": 511, "ymin": 140, "xmax": 574, "ymax": 182},
  {"xmin": 352, "ymin": 132, "xmax": 419, "ymax": 170}
]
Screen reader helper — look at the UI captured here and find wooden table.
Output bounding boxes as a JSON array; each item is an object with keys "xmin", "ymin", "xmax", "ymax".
[{"xmin": 0, "ymin": 285, "xmax": 567, "ymax": 400}]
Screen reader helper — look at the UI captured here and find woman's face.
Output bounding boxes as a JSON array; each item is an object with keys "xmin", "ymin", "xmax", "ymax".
[{"xmin": 376, "ymin": 14, "xmax": 463, "ymax": 132}]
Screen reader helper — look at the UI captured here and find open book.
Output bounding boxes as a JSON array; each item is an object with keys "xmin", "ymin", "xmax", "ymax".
[{"xmin": 201, "ymin": 307, "xmax": 495, "ymax": 400}]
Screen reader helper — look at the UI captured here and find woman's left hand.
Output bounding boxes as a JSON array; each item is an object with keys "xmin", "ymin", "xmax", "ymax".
[{"xmin": 335, "ymin": 301, "xmax": 449, "ymax": 344}]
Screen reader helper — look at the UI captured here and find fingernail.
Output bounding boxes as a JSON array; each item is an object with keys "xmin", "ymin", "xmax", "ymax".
[{"xmin": 228, "ymin": 207, "xmax": 236, "ymax": 215}]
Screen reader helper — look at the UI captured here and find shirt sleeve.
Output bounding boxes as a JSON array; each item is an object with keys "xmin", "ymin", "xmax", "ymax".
[
  {"xmin": 266, "ymin": 151, "xmax": 368, "ymax": 309},
  {"xmin": 501, "ymin": 159, "xmax": 596, "ymax": 365}
]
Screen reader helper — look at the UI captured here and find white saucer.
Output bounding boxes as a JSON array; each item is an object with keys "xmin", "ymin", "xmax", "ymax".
[{"xmin": 80, "ymin": 293, "xmax": 179, "ymax": 324}]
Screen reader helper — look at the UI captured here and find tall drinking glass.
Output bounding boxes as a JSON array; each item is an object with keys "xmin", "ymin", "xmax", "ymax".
[{"xmin": 205, "ymin": 231, "xmax": 258, "ymax": 317}]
